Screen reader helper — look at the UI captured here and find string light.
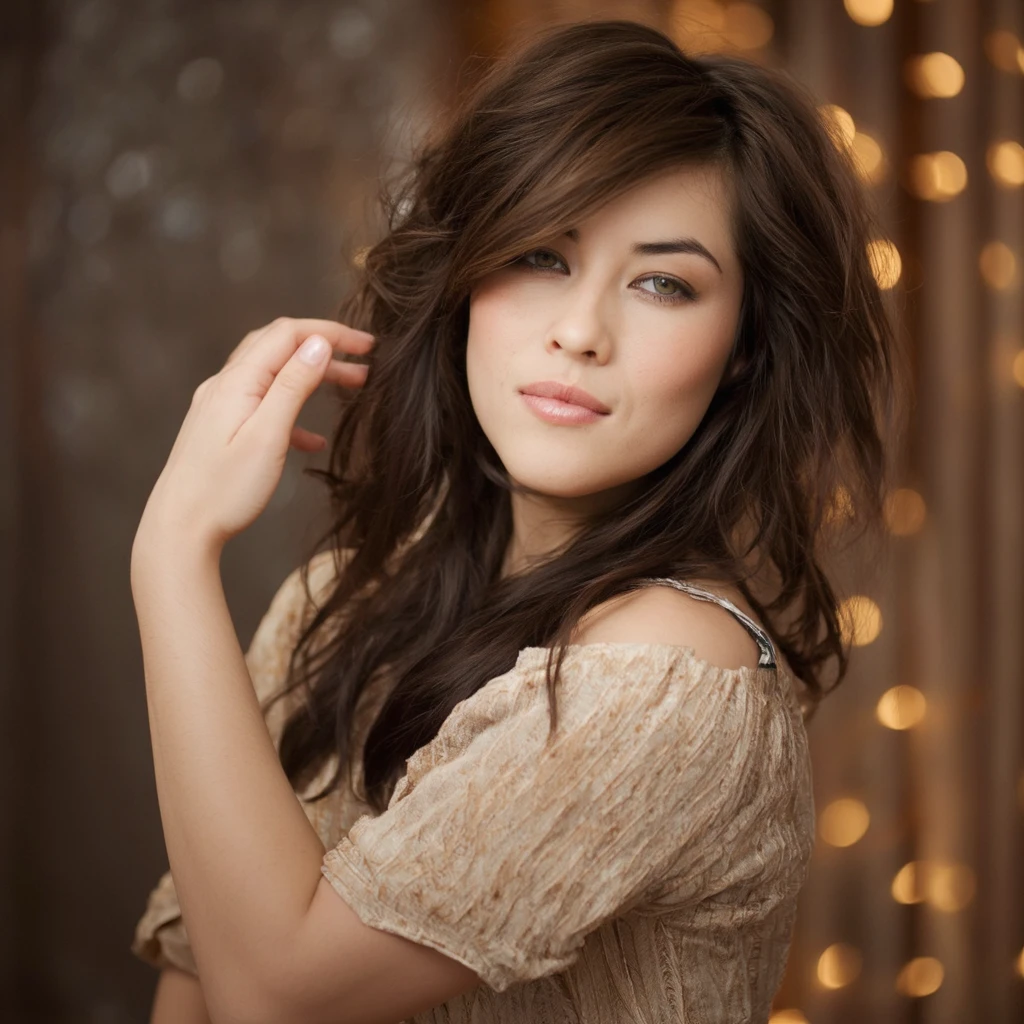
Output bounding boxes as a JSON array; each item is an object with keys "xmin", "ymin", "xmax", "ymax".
[
  {"xmin": 851, "ymin": 130, "xmax": 887, "ymax": 184},
  {"xmin": 884, "ymin": 487, "xmax": 927, "ymax": 535},
  {"xmin": 820, "ymin": 103, "xmax": 856, "ymax": 149},
  {"xmin": 876, "ymin": 685, "xmax": 927, "ymax": 729},
  {"xmin": 817, "ymin": 943, "xmax": 863, "ymax": 988},
  {"xmin": 843, "ymin": 0, "xmax": 893, "ymax": 27},
  {"xmin": 987, "ymin": 140, "xmax": 1024, "ymax": 187},
  {"xmin": 984, "ymin": 30, "xmax": 1024, "ymax": 74},
  {"xmin": 722, "ymin": 3, "xmax": 774, "ymax": 51},
  {"xmin": 838, "ymin": 595, "xmax": 883, "ymax": 646},
  {"xmin": 979, "ymin": 241, "xmax": 1018, "ymax": 290},
  {"xmin": 820, "ymin": 797, "xmax": 870, "ymax": 847},
  {"xmin": 904, "ymin": 52, "xmax": 965, "ymax": 98},
  {"xmin": 896, "ymin": 956, "xmax": 945, "ymax": 997},
  {"xmin": 909, "ymin": 151, "xmax": 968, "ymax": 201},
  {"xmin": 866, "ymin": 238, "xmax": 902, "ymax": 289}
]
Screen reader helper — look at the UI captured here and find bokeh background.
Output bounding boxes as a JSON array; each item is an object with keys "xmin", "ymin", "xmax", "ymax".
[{"xmin": 2, "ymin": 0, "xmax": 1022, "ymax": 1021}]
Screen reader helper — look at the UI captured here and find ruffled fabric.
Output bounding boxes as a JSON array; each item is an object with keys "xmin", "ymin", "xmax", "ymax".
[{"xmin": 132, "ymin": 555, "xmax": 815, "ymax": 1024}]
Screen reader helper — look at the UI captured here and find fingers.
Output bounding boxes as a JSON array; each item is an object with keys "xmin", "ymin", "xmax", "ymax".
[
  {"xmin": 235, "ymin": 317, "xmax": 375, "ymax": 376},
  {"xmin": 290, "ymin": 425, "xmax": 327, "ymax": 452},
  {"xmin": 242, "ymin": 333, "xmax": 334, "ymax": 450}
]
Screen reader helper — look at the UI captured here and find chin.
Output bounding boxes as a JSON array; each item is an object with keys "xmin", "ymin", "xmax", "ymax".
[{"xmin": 497, "ymin": 454, "xmax": 632, "ymax": 500}]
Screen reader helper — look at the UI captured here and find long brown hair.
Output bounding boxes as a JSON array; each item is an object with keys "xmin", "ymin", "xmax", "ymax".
[{"xmin": 269, "ymin": 20, "xmax": 906, "ymax": 814}]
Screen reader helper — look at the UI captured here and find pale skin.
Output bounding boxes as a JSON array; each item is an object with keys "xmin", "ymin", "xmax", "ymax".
[{"xmin": 137, "ymin": 165, "xmax": 768, "ymax": 1023}]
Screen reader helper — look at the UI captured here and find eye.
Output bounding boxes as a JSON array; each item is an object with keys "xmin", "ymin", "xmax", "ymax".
[
  {"xmin": 516, "ymin": 248, "xmax": 568, "ymax": 272},
  {"xmin": 634, "ymin": 274, "xmax": 697, "ymax": 304}
]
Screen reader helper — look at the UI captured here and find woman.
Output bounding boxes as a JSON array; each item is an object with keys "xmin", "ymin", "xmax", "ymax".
[{"xmin": 130, "ymin": 19, "xmax": 902, "ymax": 1024}]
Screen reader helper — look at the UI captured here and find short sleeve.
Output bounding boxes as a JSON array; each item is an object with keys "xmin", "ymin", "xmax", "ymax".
[
  {"xmin": 131, "ymin": 550, "xmax": 341, "ymax": 974},
  {"xmin": 320, "ymin": 642, "xmax": 776, "ymax": 993}
]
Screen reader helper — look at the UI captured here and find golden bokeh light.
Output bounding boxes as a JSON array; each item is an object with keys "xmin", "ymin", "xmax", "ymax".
[
  {"xmin": 884, "ymin": 487, "xmax": 927, "ymax": 535},
  {"xmin": 669, "ymin": 0, "xmax": 726, "ymax": 54},
  {"xmin": 876, "ymin": 685, "xmax": 927, "ymax": 730},
  {"xmin": 1016, "ymin": 946, "xmax": 1024, "ymax": 979},
  {"xmin": 979, "ymin": 241, "xmax": 1019, "ymax": 290},
  {"xmin": 722, "ymin": 2, "xmax": 774, "ymax": 50},
  {"xmin": 904, "ymin": 52, "xmax": 965, "ymax": 98},
  {"xmin": 1014, "ymin": 349, "xmax": 1024, "ymax": 389},
  {"xmin": 892, "ymin": 861, "xmax": 925, "ymax": 904},
  {"xmin": 909, "ymin": 151, "xmax": 968, "ymax": 201},
  {"xmin": 820, "ymin": 103, "xmax": 856, "ymax": 149},
  {"xmin": 838, "ymin": 595, "xmax": 883, "ymax": 646},
  {"xmin": 824, "ymin": 484, "xmax": 855, "ymax": 524},
  {"xmin": 928, "ymin": 862, "xmax": 976, "ymax": 912},
  {"xmin": 867, "ymin": 238, "xmax": 902, "ymax": 289},
  {"xmin": 844, "ymin": 0, "xmax": 893, "ymax": 28},
  {"xmin": 820, "ymin": 797, "xmax": 870, "ymax": 847},
  {"xmin": 817, "ymin": 943, "xmax": 863, "ymax": 988},
  {"xmin": 352, "ymin": 245, "xmax": 370, "ymax": 268},
  {"xmin": 891, "ymin": 861, "xmax": 976, "ymax": 911},
  {"xmin": 984, "ymin": 30, "xmax": 1024, "ymax": 73},
  {"xmin": 987, "ymin": 140, "xmax": 1024, "ymax": 187},
  {"xmin": 769, "ymin": 1012, "xmax": 809, "ymax": 1024},
  {"xmin": 896, "ymin": 956, "xmax": 945, "ymax": 997},
  {"xmin": 851, "ymin": 130, "xmax": 887, "ymax": 184}
]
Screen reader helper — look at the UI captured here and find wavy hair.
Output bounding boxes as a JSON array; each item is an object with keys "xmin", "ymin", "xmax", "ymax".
[{"xmin": 266, "ymin": 20, "xmax": 906, "ymax": 813}]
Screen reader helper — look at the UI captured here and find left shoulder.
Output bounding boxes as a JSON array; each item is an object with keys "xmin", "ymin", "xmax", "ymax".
[{"xmin": 571, "ymin": 581, "xmax": 764, "ymax": 672}]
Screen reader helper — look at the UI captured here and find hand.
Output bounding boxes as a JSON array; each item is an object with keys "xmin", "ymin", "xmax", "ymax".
[{"xmin": 134, "ymin": 316, "xmax": 375, "ymax": 556}]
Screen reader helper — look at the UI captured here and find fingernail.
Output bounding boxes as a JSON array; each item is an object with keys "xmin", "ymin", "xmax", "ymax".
[{"xmin": 299, "ymin": 334, "xmax": 330, "ymax": 364}]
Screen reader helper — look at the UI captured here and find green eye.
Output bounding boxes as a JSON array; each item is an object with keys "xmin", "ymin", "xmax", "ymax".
[
  {"xmin": 652, "ymin": 276, "xmax": 678, "ymax": 295},
  {"xmin": 523, "ymin": 249, "xmax": 563, "ymax": 270}
]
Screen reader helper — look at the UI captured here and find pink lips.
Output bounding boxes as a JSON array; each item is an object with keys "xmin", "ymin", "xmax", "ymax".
[{"xmin": 518, "ymin": 380, "xmax": 611, "ymax": 425}]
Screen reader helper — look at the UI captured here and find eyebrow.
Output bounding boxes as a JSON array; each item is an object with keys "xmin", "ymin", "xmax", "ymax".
[{"xmin": 562, "ymin": 228, "xmax": 723, "ymax": 275}]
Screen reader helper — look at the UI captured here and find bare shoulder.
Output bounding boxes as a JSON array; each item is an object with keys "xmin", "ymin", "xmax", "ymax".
[{"xmin": 571, "ymin": 579, "xmax": 765, "ymax": 672}]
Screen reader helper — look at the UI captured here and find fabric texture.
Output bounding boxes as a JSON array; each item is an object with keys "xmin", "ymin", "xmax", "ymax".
[{"xmin": 132, "ymin": 551, "xmax": 816, "ymax": 1023}]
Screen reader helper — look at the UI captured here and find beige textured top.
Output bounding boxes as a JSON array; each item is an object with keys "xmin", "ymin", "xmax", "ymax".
[{"xmin": 132, "ymin": 551, "xmax": 816, "ymax": 1023}]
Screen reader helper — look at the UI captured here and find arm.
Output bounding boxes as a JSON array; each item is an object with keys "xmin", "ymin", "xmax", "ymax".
[{"xmin": 150, "ymin": 968, "xmax": 212, "ymax": 1024}]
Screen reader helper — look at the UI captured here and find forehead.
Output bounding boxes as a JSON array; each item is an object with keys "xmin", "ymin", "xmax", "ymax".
[{"xmin": 573, "ymin": 164, "xmax": 736, "ymax": 261}]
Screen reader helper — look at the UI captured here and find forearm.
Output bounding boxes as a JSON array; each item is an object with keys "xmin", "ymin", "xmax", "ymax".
[
  {"xmin": 131, "ymin": 531, "xmax": 325, "ymax": 1017},
  {"xmin": 151, "ymin": 968, "xmax": 213, "ymax": 1024}
]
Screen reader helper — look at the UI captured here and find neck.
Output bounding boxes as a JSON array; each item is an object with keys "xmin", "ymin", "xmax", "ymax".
[{"xmin": 501, "ymin": 478, "xmax": 639, "ymax": 578}]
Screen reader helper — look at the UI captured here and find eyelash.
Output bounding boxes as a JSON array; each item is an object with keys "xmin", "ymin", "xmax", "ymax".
[{"xmin": 513, "ymin": 248, "xmax": 697, "ymax": 304}]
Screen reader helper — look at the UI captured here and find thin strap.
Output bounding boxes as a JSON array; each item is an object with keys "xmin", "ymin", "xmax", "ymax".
[{"xmin": 637, "ymin": 577, "xmax": 778, "ymax": 669}]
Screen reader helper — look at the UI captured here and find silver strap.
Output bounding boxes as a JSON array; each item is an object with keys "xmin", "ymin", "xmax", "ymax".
[{"xmin": 638, "ymin": 577, "xmax": 778, "ymax": 669}]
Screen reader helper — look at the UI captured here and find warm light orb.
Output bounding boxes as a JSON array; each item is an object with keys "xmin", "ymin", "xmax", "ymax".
[
  {"xmin": 987, "ymin": 140, "xmax": 1024, "ymax": 187},
  {"xmin": 984, "ymin": 30, "xmax": 1024, "ymax": 73},
  {"xmin": 352, "ymin": 245, "xmax": 370, "ymax": 268},
  {"xmin": 844, "ymin": 0, "xmax": 893, "ymax": 27},
  {"xmin": 820, "ymin": 797, "xmax": 870, "ymax": 847},
  {"xmin": 769, "ymin": 1012, "xmax": 809, "ymax": 1024},
  {"xmin": 838, "ymin": 595, "xmax": 883, "ymax": 646},
  {"xmin": 1016, "ymin": 946, "xmax": 1024, "ymax": 979},
  {"xmin": 1014, "ymin": 349, "xmax": 1024, "ymax": 389},
  {"xmin": 928, "ymin": 862, "xmax": 976, "ymax": 912},
  {"xmin": 884, "ymin": 487, "xmax": 927, "ymax": 535},
  {"xmin": 892, "ymin": 861, "xmax": 925, "ymax": 904},
  {"xmin": 909, "ymin": 151, "xmax": 968, "ymax": 200},
  {"xmin": 876, "ymin": 685, "xmax": 927, "ymax": 730},
  {"xmin": 904, "ymin": 52, "xmax": 965, "ymax": 98},
  {"xmin": 723, "ymin": 2, "xmax": 774, "ymax": 50},
  {"xmin": 867, "ymin": 238, "xmax": 902, "ymax": 289},
  {"xmin": 896, "ymin": 957, "xmax": 945, "ymax": 997},
  {"xmin": 669, "ymin": 0, "xmax": 727, "ymax": 54},
  {"xmin": 817, "ymin": 943, "xmax": 863, "ymax": 988},
  {"xmin": 980, "ymin": 241, "xmax": 1019, "ymax": 290},
  {"xmin": 820, "ymin": 103, "xmax": 856, "ymax": 149},
  {"xmin": 851, "ymin": 130, "xmax": 887, "ymax": 184},
  {"xmin": 824, "ymin": 484, "xmax": 855, "ymax": 524}
]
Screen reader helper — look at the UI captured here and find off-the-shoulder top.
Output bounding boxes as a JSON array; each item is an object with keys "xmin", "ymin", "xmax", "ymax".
[{"xmin": 132, "ymin": 551, "xmax": 815, "ymax": 1023}]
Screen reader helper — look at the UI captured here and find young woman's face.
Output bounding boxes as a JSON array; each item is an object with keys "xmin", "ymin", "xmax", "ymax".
[{"xmin": 466, "ymin": 163, "xmax": 744, "ymax": 500}]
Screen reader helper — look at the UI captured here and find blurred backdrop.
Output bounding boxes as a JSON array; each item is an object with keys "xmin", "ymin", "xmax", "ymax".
[{"xmin": 1, "ymin": 1, "xmax": 1022, "ymax": 1021}]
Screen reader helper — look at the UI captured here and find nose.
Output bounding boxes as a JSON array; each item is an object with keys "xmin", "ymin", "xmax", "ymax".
[{"xmin": 544, "ymin": 280, "xmax": 613, "ymax": 364}]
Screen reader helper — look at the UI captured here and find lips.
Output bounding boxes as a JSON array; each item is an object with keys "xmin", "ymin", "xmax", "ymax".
[{"xmin": 517, "ymin": 380, "xmax": 611, "ymax": 414}]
